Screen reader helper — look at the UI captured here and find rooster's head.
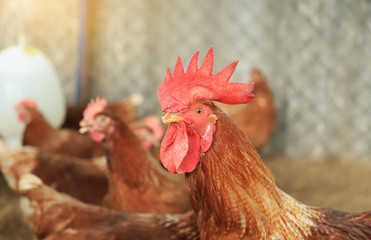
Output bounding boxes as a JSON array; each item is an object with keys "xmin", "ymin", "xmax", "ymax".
[{"xmin": 158, "ymin": 47, "xmax": 254, "ymax": 174}]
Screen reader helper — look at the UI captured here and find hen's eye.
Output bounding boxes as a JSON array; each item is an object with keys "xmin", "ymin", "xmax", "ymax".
[
  {"xmin": 195, "ymin": 108, "xmax": 203, "ymax": 115},
  {"xmin": 97, "ymin": 116, "xmax": 106, "ymax": 122}
]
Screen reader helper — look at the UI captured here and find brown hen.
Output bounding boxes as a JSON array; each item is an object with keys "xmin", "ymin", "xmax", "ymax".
[
  {"xmin": 79, "ymin": 98, "xmax": 192, "ymax": 214},
  {"xmin": 15, "ymin": 99, "xmax": 103, "ymax": 159},
  {"xmin": 18, "ymin": 174, "xmax": 199, "ymax": 240},
  {"xmin": 0, "ymin": 142, "xmax": 107, "ymax": 205},
  {"xmin": 62, "ymin": 93, "xmax": 143, "ymax": 130},
  {"xmin": 215, "ymin": 67, "xmax": 276, "ymax": 150},
  {"xmin": 130, "ymin": 115, "xmax": 164, "ymax": 161}
]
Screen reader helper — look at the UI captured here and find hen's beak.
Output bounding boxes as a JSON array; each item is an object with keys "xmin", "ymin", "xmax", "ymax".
[
  {"xmin": 161, "ymin": 112, "xmax": 184, "ymax": 124},
  {"xmin": 79, "ymin": 119, "xmax": 90, "ymax": 134}
]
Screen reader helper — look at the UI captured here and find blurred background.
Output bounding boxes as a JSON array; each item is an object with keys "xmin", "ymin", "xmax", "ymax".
[
  {"xmin": 2, "ymin": 0, "xmax": 370, "ymax": 161},
  {"xmin": 0, "ymin": 2, "xmax": 370, "ymax": 238}
]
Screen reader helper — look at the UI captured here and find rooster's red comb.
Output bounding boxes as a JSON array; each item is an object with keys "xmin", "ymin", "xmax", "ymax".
[
  {"xmin": 18, "ymin": 99, "xmax": 37, "ymax": 109},
  {"xmin": 83, "ymin": 97, "xmax": 107, "ymax": 120},
  {"xmin": 158, "ymin": 47, "xmax": 254, "ymax": 112}
]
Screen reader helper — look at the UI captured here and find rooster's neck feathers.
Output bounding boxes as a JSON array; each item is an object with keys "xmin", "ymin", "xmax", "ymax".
[{"xmin": 186, "ymin": 106, "xmax": 321, "ymax": 239}]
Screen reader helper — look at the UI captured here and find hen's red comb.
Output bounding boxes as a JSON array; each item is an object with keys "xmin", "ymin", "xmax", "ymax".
[
  {"xmin": 83, "ymin": 97, "xmax": 107, "ymax": 120},
  {"xmin": 18, "ymin": 99, "xmax": 37, "ymax": 109},
  {"xmin": 158, "ymin": 47, "xmax": 254, "ymax": 112}
]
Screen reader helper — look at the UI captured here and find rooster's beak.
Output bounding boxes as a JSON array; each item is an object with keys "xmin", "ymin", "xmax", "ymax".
[{"xmin": 161, "ymin": 112, "xmax": 184, "ymax": 124}]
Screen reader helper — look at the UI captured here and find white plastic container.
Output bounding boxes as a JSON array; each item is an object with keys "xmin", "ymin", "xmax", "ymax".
[{"xmin": 0, "ymin": 45, "xmax": 66, "ymax": 147}]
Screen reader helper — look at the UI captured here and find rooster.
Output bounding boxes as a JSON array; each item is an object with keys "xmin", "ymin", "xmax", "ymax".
[
  {"xmin": 79, "ymin": 98, "xmax": 192, "ymax": 214},
  {"xmin": 17, "ymin": 174, "xmax": 199, "ymax": 240},
  {"xmin": 158, "ymin": 47, "xmax": 371, "ymax": 239},
  {"xmin": 16, "ymin": 99, "xmax": 103, "ymax": 159},
  {"xmin": 215, "ymin": 67, "xmax": 276, "ymax": 150}
]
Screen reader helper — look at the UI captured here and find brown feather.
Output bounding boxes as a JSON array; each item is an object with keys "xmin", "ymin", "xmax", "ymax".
[
  {"xmin": 19, "ymin": 176, "xmax": 199, "ymax": 240},
  {"xmin": 23, "ymin": 108, "xmax": 103, "ymax": 159},
  {"xmin": 99, "ymin": 110, "xmax": 192, "ymax": 214},
  {"xmin": 62, "ymin": 97, "xmax": 140, "ymax": 130},
  {"xmin": 32, "ymin": 151, "xmax": 108, "ymax": 205},
  {"xmin": 1, "ymin": 146, "xmax": 108, "ymax": 205},
  {"xmin": 309, "ymin": 208, "xmax": 371, "ymax": 239},
  {"xmin": 215, "ymin": 68, "xmax": 276, "ymax": 150},
  {"xmin": 186, "ymin": 102, "xmax": 370, "ymax": 240}
]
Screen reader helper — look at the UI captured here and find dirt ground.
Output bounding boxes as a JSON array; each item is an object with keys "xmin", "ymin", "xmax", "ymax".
[{"xmin": 0, "ymin": 156, "xmax": 370, "ymax": 239}]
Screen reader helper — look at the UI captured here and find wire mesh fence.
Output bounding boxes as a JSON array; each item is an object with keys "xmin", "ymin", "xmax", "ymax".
[{"xmin": 0, "ymin": 0, "xmax": 370, "ymax": 161}]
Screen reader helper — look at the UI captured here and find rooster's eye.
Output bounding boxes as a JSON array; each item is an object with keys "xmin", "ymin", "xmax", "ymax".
[{"xmin": 195, "ymin": 108, "xmax": 203, "ymax": 115}]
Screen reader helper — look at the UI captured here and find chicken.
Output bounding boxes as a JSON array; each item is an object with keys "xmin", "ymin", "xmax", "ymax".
[
  {"xmin": 62, "ymin": 94, "xmax": 164, "ymax": 155},
  {"xmin": 0, "ymin": 141, "xmax": 107, "ymax": 205},
  {"xmin": 158, "ymin": 47, "xmax": 371, "ymax": 239},
  {"xmin": 16, "ymin": 99, "xmax": 103, "ymax": 159},
  {"xmin": 215, "ymin": 67, "xmax": 276, "ymax": 150},
  {"xmin": 61, "ymin": 105, "xmax": 87, "ymax": 130},
  {"xmin": 79, "ymin": 98, "xmax": 192, "ymax": 214},
  {"xmin": 17, "ymin": 174, "xmax": 199, "ymax": 240},
  {"xmin": 61, "ymin": 93, "xmax": 143, "ymax": 130},
  {"xmin": 130, "ymin": 115, "xmax": 164, "ymax": 161}
]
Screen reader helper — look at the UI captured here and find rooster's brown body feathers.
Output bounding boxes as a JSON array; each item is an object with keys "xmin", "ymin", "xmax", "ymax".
[{"xmin": 186, "ymin": 104, "xmax": 370, "ymax": 240}]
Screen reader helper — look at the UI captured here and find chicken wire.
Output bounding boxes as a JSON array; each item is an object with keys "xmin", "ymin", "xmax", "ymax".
[{"xmin": 0, "ymin": 0, "xmax": 370, "ymax": 161}]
